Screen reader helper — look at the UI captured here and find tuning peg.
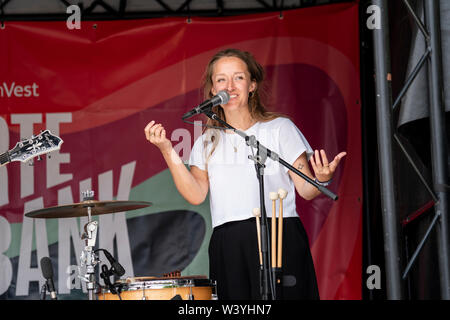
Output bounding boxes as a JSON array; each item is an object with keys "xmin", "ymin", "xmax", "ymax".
[
  {"xmin": 37, "ymin": 155, "xmax": 42, "ymax": 161},
  {"xmin": 19, "ymin": 139, "xmax": 25, "ymax": 147}
]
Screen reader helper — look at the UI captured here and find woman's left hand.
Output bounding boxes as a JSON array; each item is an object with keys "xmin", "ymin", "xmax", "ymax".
[{"xmin": 310, "ymin": 149, "xmax": 347, "ymax": 183}]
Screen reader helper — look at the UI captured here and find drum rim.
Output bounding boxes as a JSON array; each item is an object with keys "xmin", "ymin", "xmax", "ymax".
[{"xmin": 103, "ymin": 278, "xmax": 216, "ymax": 293}]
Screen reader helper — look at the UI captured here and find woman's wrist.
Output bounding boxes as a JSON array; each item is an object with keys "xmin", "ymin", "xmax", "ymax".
[
  {"xmin": 160, "ymin": 145, "xmax": 173, "ymax": 156},
  {"xmin": 161, "ymin": 146, "xmax": 184, "ymax": 165},
  {"xmin": 314, "ymin": 177, "xmax": 332, "ymax": 187}
]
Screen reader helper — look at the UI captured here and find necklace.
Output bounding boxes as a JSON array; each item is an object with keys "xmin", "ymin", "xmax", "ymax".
[
  {"xmin": 224, "ymin": 120, "xmax": 256, "ymax": 153},
  {"xmin": 225, "ymin": 132, "xmax": 239, "ymax": 153}
]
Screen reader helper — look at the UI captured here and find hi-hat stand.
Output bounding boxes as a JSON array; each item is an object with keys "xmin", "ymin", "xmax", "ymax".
[
  {"xmin": 25, "ymin": 191, "xmax": 151, "ymax": 300},
  {"xmin": 78, "ymin": 190, "xmax": 100, "ymax": 300}
]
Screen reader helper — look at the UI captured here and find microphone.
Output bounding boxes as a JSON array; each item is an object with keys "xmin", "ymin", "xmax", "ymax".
[
  {"xmin": 102, "ymin": 249, "xmax": 126, "ymax": 277},
  {"xmin": 182, "ymin": 90, "xmax": 230, "ymax": 120},
  {"xmin": 40, "ymin": 257, "xmax": 57, "ymax": 300}
]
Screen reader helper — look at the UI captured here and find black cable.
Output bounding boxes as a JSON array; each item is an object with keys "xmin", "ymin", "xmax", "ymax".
[
  {"xmin": 182, "ymin": 118, "xmax": 228, "ymax": 131},
  {"xmin": 95, "ymin": 249, "xmax": 125, "ymax": 300}
]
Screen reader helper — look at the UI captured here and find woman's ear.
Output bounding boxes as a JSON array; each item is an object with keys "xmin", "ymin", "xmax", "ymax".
[{"xmin": 249, "ymin": 81, "xmax": 257, "ymax": 93}]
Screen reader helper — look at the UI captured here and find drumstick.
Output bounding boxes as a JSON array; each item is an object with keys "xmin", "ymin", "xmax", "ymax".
[
  {"xmin": 269, "ymin": 192, "xmax": 279, "ymax": 269},
  {"xmin": 252, "ymin": 208, "xmax": 262, "ymax": 266},
  {"xmin": 277, "ymin": 188, "xmax": 288, "ymax": 268}
]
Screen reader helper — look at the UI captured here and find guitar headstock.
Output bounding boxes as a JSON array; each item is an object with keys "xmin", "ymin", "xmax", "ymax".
[{"xmin": 8, "ymin": 130, "xmax": 64, "ymax": 164}]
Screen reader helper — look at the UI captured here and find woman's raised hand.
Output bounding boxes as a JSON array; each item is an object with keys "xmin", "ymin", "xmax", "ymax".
[
  {"xmin": 309, "ymin": 149, "xmax": 346, "ymax": 183},
  {"xmin": 144, "ymin": 120, "xmax": 172, "ymax": 153}
]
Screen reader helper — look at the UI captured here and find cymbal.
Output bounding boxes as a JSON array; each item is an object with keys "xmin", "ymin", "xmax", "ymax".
[{"xmin": 25, "ymin": 200, "xmax": 152, "ymax": 219}]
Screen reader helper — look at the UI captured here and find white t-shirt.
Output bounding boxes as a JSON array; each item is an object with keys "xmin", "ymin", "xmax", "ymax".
[{"xmin": 189, "ymin": 117, "xmax": 313, "ymax": 228}]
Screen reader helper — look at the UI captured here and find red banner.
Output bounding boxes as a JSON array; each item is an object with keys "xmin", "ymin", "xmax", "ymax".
[{"xmin": 0, "ymin": 2, "xmax": 362, "ymax": 299}]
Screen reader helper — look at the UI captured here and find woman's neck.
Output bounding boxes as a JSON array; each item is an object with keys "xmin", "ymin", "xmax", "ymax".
[{"xmin": 224, "ymin": 108, "xmax": 255, "ymax": 131}]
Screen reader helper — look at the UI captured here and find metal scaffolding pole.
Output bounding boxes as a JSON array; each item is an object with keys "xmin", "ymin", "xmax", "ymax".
[
  {"xmin": 423, "ymin": 0, "xmax": 450, "ymax": 300},
  {"xmin": 371, "ymin": 0, "xmax": 403, "ymax": 299}
]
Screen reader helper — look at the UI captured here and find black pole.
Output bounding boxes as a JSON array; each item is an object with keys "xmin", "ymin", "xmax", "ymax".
[
  {"xmin": 402, "ymin": 210, "xmax": 440, "ymax": 280},
  {"xmin": 256, "ymin": 162, "xmax": 273, "ymax": 300},
  {"xmin": 392, "ymin": 47, "xmax": 430, "ymax": 111},
  {"xmin": 423, "ymin": 0, "xmax": 450, "ymax": 300},
  {"xmin": 371, "ymin": 0, "xmax": 403, "ymax": 299}
]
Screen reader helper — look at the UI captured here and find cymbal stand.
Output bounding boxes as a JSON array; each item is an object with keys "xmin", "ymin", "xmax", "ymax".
[{"xmin": 79, "ymin": 190, "xmax": 100, "ymax": 300}]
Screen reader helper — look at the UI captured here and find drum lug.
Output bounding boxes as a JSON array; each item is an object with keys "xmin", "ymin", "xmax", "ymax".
[
  {"xmin": 188, "ymin": 286, "xmax": 195, "ymax": 300},
  {"xmin": 142, "ymin": 284, "xmax": 147, "ymax": 300}
]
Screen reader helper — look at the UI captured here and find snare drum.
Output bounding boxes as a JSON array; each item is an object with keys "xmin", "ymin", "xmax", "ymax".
[{"xmin": 100, "ymin": 275, "xmax": 217, "ymax": 300}]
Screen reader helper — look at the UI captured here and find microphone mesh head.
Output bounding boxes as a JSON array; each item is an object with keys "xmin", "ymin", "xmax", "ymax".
[
  {"xmin": 40, "ymin": 256, "xmax": 54, "ymax": 279},
  {"xmin": 217, "ymin": 90, "xmax": 230, "ymax": 104}
]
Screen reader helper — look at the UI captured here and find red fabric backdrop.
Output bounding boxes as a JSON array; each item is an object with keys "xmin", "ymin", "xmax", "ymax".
[{"xmin": 0, "ymin": 2, "xmax": 362, "ymax": 299}]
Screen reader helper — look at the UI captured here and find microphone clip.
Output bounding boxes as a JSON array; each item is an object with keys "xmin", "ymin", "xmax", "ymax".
[
  {"xmin": 94, "ymin": 248, "xmax": 125, "ymax": 278},
  {"xmin": 99, "ymin": 264, "xmax": 124, "ymax": 297}
]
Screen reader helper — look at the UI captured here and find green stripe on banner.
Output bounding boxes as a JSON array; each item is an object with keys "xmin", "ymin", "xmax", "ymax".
[{"xmin": 5, "ymin": 167, "xmax": 212, "ymax": 277}]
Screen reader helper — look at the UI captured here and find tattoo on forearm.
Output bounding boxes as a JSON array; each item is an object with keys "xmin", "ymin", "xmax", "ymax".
[{"xmin": 298, "ymin": 164, "xmax": 304, "ymax": 170}]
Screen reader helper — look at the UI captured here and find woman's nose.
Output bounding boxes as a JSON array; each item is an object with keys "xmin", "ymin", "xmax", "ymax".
[{"xmin": 227, "ymin": 79, "xmax": 235, "ymax": 91}]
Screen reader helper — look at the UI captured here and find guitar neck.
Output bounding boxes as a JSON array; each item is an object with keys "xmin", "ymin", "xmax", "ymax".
[{"xmin": 0, "ymin": 151, "xmax": 10, "ymax": 166}]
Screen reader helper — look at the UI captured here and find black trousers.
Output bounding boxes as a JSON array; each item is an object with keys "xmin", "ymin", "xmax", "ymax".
[{"xmin": 208, "ymin": 217, "xmax": 320, "ymax": 300}]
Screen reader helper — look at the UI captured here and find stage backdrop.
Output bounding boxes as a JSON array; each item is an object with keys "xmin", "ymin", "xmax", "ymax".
[{"xmin": 0, "ymin": 3, "xmax": 362, "ymax": 299}]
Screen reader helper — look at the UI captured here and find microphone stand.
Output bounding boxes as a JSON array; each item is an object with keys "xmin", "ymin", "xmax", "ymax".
[
  {"xmin": 40, "ymin": 283, "xmax": 47, "ymax": 300},
  {"xmin": 203, "ymin": 111, "xmax": 338, "ymax": 300}
]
